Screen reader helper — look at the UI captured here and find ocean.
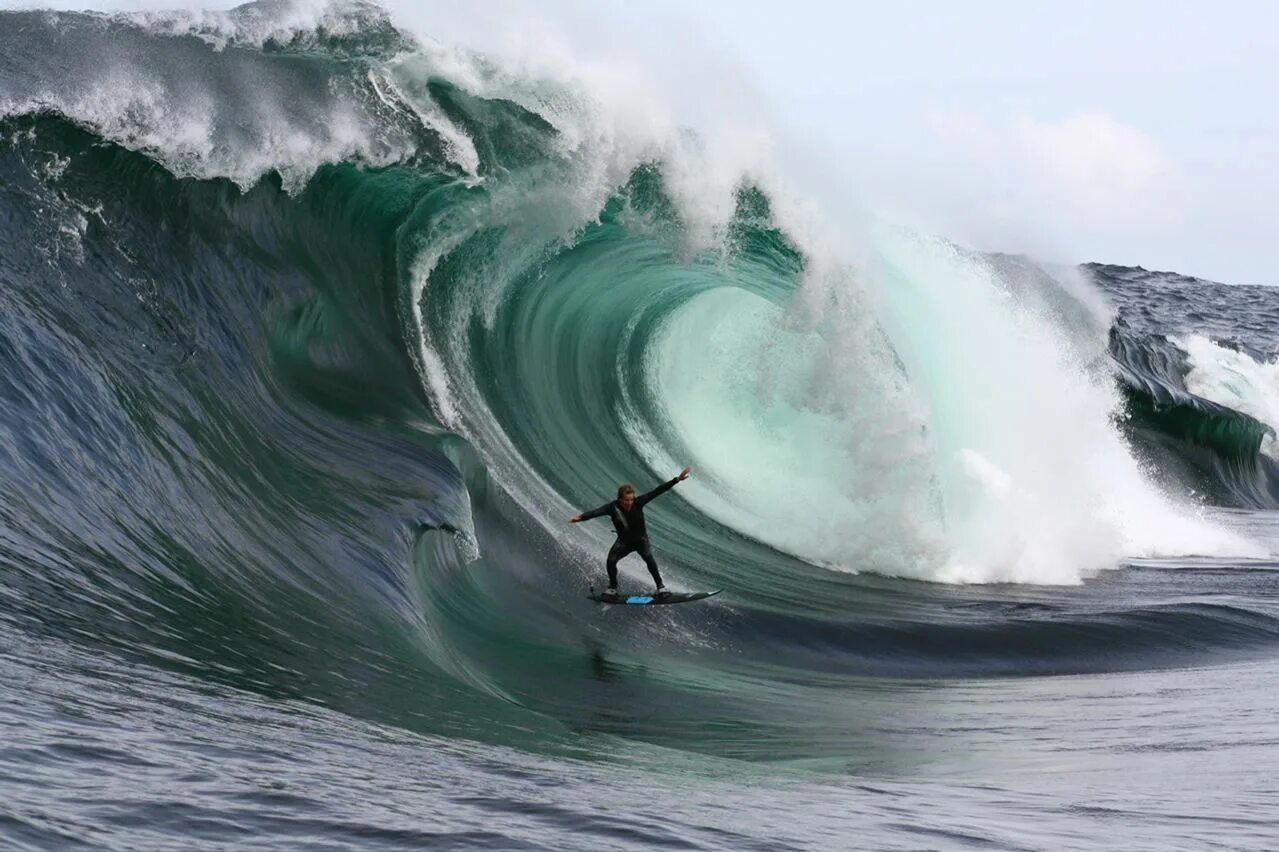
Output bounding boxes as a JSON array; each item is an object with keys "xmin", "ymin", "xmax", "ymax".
[{"xmin": 1, "ymin": 3, "xmax": 1278, "ymax": 849}]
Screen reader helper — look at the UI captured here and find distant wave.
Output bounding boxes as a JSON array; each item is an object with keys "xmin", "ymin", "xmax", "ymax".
[{"xmin": 1106, "ymin": 298, "xmax": 1279, "ymax": 509}]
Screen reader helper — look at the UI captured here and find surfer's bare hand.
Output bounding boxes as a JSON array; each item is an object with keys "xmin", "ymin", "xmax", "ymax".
[
  {"xmin": 678, "ymin": 466, "xmax": 691, "ymax": 481},
  {"xmin": 569, "ymin": 515, "xmax": 582, "ymax": 523}
]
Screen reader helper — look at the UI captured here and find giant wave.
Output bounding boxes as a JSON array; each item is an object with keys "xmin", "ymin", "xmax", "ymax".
[
  {"xmin": 0, "ymin": 1, "xmax": 1267, "ymax": 589},
  {"xmin": 5, "ymin": 2, "xmax": 1279, "ymax": 764}
]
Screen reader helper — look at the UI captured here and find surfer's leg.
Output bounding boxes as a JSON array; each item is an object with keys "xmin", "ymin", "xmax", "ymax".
[
  {"xmin": 605, "ymin": 539, "xmax": 633, "ymax": 590},
  {"xmin": 637, "ymin": 539, "xmax": 664, "ymax": 589}
]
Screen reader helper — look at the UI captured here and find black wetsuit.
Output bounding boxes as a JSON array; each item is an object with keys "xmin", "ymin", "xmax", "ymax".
[{"xmin": 577, "ymin": 477, "xmax": 680, "ymax": 589}]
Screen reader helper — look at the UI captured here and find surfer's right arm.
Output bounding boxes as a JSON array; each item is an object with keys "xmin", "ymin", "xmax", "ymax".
[
  {"xmin": 569, "ymin": 503, "xmax": 611, "ymax": 523},
  {"xmin": 635, "ymin": 467, "xmax": 692, "ymax": 506}
]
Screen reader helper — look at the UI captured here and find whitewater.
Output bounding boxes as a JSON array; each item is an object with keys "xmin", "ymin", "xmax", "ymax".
[{"xmin": 1, "ymin": 1, "xmax": 1279, "ymax": 848}]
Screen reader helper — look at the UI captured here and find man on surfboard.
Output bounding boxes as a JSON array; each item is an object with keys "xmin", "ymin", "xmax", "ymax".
[{"xmin": 570, "ymin": 467, "xmax": 691, "ymax": 596}]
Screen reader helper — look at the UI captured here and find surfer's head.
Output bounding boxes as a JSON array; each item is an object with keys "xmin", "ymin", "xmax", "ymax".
[{"xmin": 617, "ymin": 484, "xmax": 635, "ymax": 510}]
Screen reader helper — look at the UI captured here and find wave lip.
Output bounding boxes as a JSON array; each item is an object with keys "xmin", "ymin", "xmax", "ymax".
[{"xmin": 0, "ymin": 4, "xmax": 428, "ymax": 191}]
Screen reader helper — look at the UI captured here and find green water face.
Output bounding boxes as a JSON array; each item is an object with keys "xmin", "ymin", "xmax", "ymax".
[{"xmin": 631, "ymin": 285, "xmax": 940, "ymax": 575}]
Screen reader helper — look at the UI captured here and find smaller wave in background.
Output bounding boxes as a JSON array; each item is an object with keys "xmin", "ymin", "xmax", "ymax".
[{"xmin": 1098, "ymin": 263, "xmax": 1279, "ymax": 510}]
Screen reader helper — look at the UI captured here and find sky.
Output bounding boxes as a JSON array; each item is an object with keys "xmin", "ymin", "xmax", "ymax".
[
  {"xmin": 8, "ymin": 0, "xmax": 1277, "ymax": 285},
  {"xmin": 673, "ymin": 1, "xmax": 1279, "ymax": 286}
]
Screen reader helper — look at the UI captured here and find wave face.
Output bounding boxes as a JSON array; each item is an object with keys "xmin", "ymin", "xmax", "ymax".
[{"xmin": 4, "ymin": 0, "xmax": 1279, "ymax": 769}]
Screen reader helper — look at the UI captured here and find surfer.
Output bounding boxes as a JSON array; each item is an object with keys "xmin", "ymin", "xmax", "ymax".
[{"xmin": 570, "ymin": 467, "xmax": 691, "ymax": 596}]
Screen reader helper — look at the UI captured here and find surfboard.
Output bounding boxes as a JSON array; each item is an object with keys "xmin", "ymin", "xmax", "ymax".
[{"xmin": 587, "ymin": 589, "xmax": 722, "ymax": 606}]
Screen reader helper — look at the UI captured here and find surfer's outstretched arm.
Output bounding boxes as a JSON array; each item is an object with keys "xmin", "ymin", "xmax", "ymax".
[
  {"xmin": 569, "ymin": 503, "xmax": 611, "ymax": 523},
  {"xmin": 637, "ymin": 467, "xmax": 691, "ymax": 506}
]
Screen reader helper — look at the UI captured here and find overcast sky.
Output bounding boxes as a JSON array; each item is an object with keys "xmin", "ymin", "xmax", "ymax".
[{"xmin": 9, "ymin": 0, "xmax": 1276, "ymax": 285}]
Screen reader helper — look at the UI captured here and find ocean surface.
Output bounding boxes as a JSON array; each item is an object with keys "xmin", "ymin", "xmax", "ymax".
[{"xmin": 1, "ymin": 3, "xmax": 1278, "ymax": 849}]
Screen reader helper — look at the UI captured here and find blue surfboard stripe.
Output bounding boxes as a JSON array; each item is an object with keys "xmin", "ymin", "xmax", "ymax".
[{"xmin": 587, "ymin": 589, "xmax": 722, "ymax": 606}]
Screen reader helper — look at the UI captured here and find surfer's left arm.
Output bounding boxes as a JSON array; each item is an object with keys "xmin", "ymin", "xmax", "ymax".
[{"xmin": 637, "ymin": 467, "xmax": 691, "ymax": 506}]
